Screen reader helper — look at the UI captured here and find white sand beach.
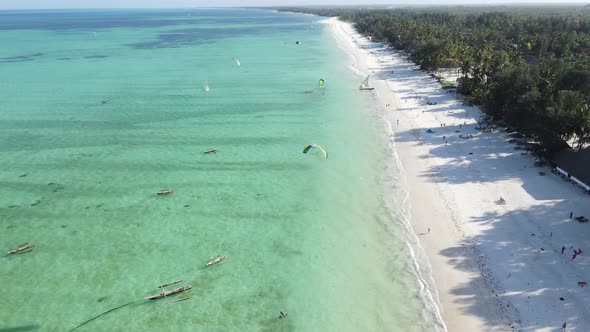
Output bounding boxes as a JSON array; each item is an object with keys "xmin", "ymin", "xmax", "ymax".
[{"xmin": 327, "ymin": 17, "xmax": 590, "ymax": 331}]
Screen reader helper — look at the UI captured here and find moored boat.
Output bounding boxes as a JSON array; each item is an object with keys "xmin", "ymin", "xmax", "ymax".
[
  {"xmin": 8, "ymin": 242, "xmax": 35, "ymax": 254},
  {"xmin": 156, "ymin": 189, "xmax": 173, "ymax": 196},
  {"xmin": 145, "ymin": 285, "xmax": 191, "ymax": 300},
  {"xmin": 206, "ymin": 255, "xmax": 227, "ymax": 266}
]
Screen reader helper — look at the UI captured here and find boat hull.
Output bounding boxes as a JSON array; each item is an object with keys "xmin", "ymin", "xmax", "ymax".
[{"xmin": 145, "ymin": 285, "xmax": 191, "ymax": 300}]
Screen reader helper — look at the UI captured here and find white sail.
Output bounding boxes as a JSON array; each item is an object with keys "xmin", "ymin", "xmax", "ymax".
[
  {"xmin": 360, "ymin": 76, "xmax": 369, "ymax": 88},
  {"xmin": 360, "ymin": 75, "xmax": 374, "ymax": 90},
  {"xmin": 202, "ymin": 81, "xmax": 210, "ymax": 92}
]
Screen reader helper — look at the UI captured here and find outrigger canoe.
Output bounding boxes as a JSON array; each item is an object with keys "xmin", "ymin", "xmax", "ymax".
[
  {"xmin": 156, "ymin": 189, "xmax": 173, "ymax": 196},
  {"xmin": 206, "ymin": 255, "xmax": 226, "ymax": 266},
  {"xmin": 8, "ymin": 242, "xmax": 35, "ymax": 254},
  {"xmin": 145, "ymin": 285, "xmax": 191, "ymax": 300}
]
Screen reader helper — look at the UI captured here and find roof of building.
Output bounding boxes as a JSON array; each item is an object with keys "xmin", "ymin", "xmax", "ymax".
[{"xmin": 553, "ymin": 146, "xmax": 590, "ymax": 185}]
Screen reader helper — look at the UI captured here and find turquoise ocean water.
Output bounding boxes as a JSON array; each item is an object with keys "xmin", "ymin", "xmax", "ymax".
[{"xmin": 0, "ymin": 9, "xmax": 441, "ymax": 331}]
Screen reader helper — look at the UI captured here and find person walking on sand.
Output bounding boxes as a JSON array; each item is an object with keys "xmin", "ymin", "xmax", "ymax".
[{"xmin": 562, "ymin": 321, "xmax": 567, "ymax": 331}]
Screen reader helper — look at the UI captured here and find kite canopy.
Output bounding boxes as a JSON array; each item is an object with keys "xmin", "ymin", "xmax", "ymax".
[
  {"xmin": 318, "ymin": 79, "xmax": 326, "ymax": 87},
  {"xmin": 303, "ymin": 144, "xmax": 328, "ymax": 159},
  {"xmin": 232, "ymin": 57, "xmax": 240, "ymax": 67}
]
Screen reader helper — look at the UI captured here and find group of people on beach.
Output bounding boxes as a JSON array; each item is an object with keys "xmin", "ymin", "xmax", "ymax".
[{"xmin": 560, "ymin": 246, "xmax": 582, "ymax": 260}]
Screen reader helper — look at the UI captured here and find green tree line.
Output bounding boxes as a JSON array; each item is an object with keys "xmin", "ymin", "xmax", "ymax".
[{"xmin": 278, "ymin": 6, "xmax": 590, "ymax": 156}]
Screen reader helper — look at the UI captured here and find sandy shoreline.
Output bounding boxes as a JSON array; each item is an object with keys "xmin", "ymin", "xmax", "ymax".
[{"xmin": 327, "ymin": 17, "xmax": 590, "ymax": 331}]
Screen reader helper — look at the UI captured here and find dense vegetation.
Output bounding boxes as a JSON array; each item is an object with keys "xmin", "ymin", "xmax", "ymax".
[{"xmin": 278, "ymin": 6, "xmax": 590, "ymax": 156}]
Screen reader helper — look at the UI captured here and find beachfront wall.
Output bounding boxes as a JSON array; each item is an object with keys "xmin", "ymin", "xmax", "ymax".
[{"xmin": 553, "ymin": 147, "xmax": 590, "ymax": 193}]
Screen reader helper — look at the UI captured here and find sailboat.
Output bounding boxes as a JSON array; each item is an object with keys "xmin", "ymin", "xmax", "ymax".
[{"xmin": 359, "ymin": 75, "xmax": 375, "ymax": 91}]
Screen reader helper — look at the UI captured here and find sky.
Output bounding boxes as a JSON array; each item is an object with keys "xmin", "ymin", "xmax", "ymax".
[{"xmin": 0, "ymin": 0, "xmax": 588, "ymax": 10}]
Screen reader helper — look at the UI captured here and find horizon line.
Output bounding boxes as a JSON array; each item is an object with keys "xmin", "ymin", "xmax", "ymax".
[{"xmin": 0, "ymin": 2, "xmax": 589, "ymax": 12}]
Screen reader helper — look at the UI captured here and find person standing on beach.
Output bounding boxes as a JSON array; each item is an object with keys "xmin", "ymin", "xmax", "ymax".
[
  {"xmin": 570, "ymin": 211, "xmax": 573, "ymax": 219},
  {"xmin": 562, "ymin": 246, "xmax": 566, "ymax": 254},
  {"xmin": 562, "ymin": 321, "xmax": 567, "ymax": 331}
]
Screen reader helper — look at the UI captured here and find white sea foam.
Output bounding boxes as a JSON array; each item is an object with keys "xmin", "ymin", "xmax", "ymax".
[{"xmin": 327, "ymin": 17, "xmax": 448, "ymax": 331}]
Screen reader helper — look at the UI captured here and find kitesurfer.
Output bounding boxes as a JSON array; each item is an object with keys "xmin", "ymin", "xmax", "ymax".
[{"xmin": 303, "ymin": 144, "xmax": 328, "ymax": 159}]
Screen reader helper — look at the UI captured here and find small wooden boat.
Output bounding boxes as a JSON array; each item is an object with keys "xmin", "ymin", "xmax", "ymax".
[
  {"xmin": 207, "ymin": 255, "xmax": 227, "ymax": 266},
  {"xmin": 203, "ymin": 149, "xmax": 217, "ymax": 154},
  {"xmin": 145, "ymin": 285, "xmax": 191, "ymax": 300},
  {"xmin": 8, "ymin": 242, "xmax": 35, "ymax": 254},
  {"xmin": 156, "ymin": 189, "xmax": 173, "ymax": 196}
]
